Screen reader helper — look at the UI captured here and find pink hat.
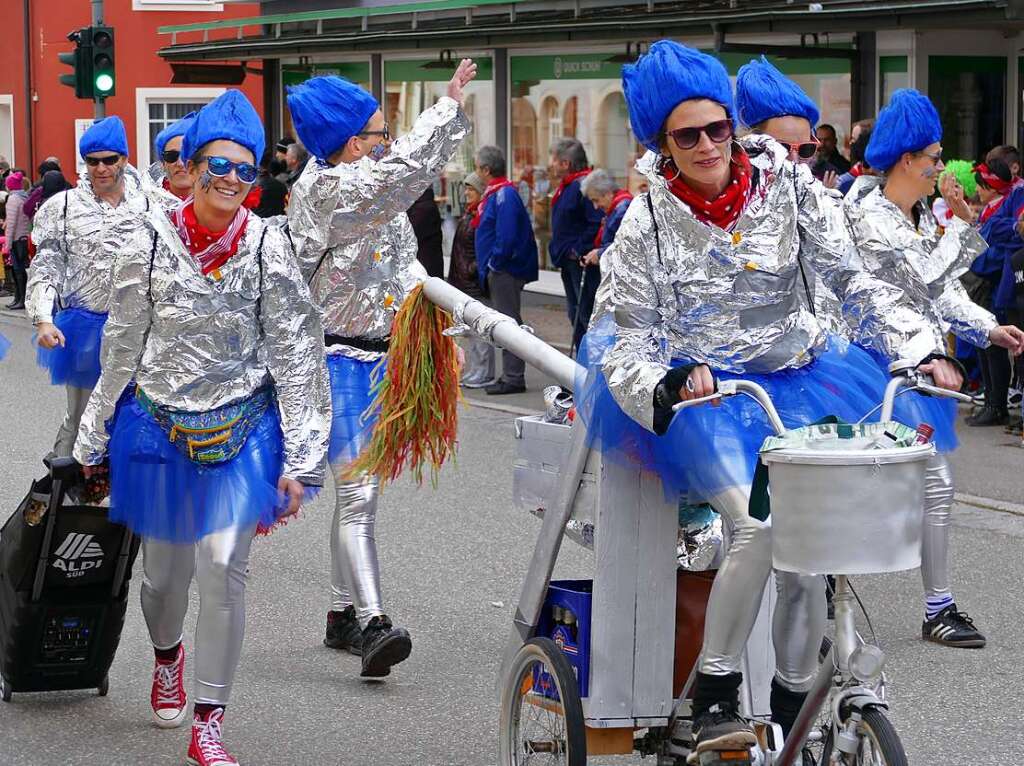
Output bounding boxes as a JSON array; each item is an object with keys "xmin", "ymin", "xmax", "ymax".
[{"xmin": 5, "ymin": 172, "xmax": 23, "ymax": 191}]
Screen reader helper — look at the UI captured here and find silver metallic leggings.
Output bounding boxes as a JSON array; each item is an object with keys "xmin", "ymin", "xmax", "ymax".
[
  {"xmin": 701, "ymin": 486, "xmax": 825, "ymax": 692},
  {"xmin": 141, "ymin": 523, "xmax": 256, "ymax": 706},
  {"xmin": 922, "ymin": 454, "xmax": 954, "ymax": 603},
  {"xmin": 329, "ymin": 463, "xmax": 383, "ymax": 628},
  {"xmin": 53, "ymin": 385, "xmax": 92, "ymax": 457}
]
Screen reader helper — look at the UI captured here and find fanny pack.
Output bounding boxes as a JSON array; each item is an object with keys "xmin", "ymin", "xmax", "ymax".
[{"xmin": 136, "ymin": 386, "xmax": 273, "ymax": 465}]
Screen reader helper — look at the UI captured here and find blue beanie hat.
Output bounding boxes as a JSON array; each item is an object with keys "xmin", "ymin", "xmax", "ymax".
[
  {"xmin": 623, "ymin": 40, "xmax": 734, "ymax": 152},
  {"xmin": 79, "ymin": 116, "xmax": 129, "ymax": 157},
  {"xmin": 154, "ymin": 111, "xmax": 198, "ymax": 158},
  {"xmin": 181, "ymin": 90, "xmax": 265, "ymax": 165},
  {"xmin": 736, "ymin": 56, "xmax": 820, "ymax": 130},
  {"xmin": 286, "ymin": 76, "xmax": 380, "ymax": 161},
  {"xmin": 865, "ymin": 89, "xmax": 942, "ymax": 172}
]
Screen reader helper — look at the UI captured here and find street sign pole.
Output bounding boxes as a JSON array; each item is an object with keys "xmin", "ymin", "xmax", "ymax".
[{"xmin": 92, "ymin": 0, "xmax": 104, "ymax": 119}]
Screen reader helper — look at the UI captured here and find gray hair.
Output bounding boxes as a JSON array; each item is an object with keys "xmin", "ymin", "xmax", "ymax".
[
  {"xmin": 286, "ymin": 141, "xmax": 309, "ymax": 164},
  {"xmin": 550, "ymin": 137, "xmax": 588, "ymax": 172},
  {"xmin": 475, "ymin": 145, "xmax": 506, "ymax": 177},
  {"xmin": 580, "ymin": 168, "xmax": 616, "ymax": 199}
]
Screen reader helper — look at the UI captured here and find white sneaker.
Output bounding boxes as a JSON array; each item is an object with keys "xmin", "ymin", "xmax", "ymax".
[{"xmin": 1008, "ymin": 387, "xmax": 1022, "ymax": 409}]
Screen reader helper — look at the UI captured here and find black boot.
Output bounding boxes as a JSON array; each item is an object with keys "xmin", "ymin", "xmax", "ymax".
[
  {"xmin": 6, "ymin": 268, "xmax": 25, "ymax": 310},
  {"xmin": 967, "ymin": 406, "xmax": 1008, "ymax": 427},
  {"xmin": 770, "ymin": 678, "xmax": 808, "ymax": 739},
  {"xmin": 359, "ymin": 614, "xmax": 411, "ymax": 678},
  {"xmin": 688, "ymin": 672, "xmax": 756, "ymax": 762},
  {"xmin": 324, "ymin": 606, "xmax": 363, "ymax": 656}
]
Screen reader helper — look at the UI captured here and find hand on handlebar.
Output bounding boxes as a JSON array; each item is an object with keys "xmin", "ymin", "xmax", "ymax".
[
  {"xmin": 915, "ymin": 358, "xmax": 963, "ymax": 392},
  {"xmin": 989, "ymin": 325, "xmax": 1024, "ymax": 356},
  {"xmin": 680, "ymin": 365, "xmax": 716, "ymax": 402}
]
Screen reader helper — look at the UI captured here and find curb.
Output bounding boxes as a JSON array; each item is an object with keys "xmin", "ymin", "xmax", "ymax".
[
  {"xmin": 954, "ymin": 492, "xmax": 1024, "ymax": 519},
  {"xmin": 461, "ymin": 397, "xmax": 540, "ymax": 417}
]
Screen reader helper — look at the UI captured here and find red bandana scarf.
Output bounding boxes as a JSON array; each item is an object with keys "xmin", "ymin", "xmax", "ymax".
[
  {"xmin": 472, "ymin": 177, "xmax": 515, "ymax": 228},
  {"xmin": 593, "ymin": 190, "xmax": 634, "ymax": 246},
  {"xmin": 551, "ymin": 168, "xmax": 592, "ymax": 210},
  {"xmin": 170, "ymin": 198, "xmax": 250, "ymax": 276},
  {"xmin": 662, "ymin": 150, "xmax": 752, "ymax": 231}
]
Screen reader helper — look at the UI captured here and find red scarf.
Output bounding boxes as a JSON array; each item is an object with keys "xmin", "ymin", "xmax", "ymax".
[
  {"xmin": 551, "ymin": 168, "xmax": 592, "ymax": 210},
  {"xmin": 472, "ymin": 177, "xmax": 515, "ymax": 228},
  {"xmin": 850, "ymin": 163, "xmax": 865, "ymax": 178},
  {"xmin": 662, "ymin": 151, "xmax": 752, "ymax": 231},
  {"xmin": 979, "ymin": 195, "xmax": 1006, "ymax": 224},
  {"xmin": 170, "ymin": 199, "xmax": 250, "ymax": 276},
  {"xmin": 242, "ymin": 185, "xmax": 262, "ymax": 210},
  {"xmin": 594, "ymin": 190, "xmax": 634, "ymax": 246}
]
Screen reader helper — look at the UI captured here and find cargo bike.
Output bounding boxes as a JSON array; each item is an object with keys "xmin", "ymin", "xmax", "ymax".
[{"xmin": 421, "ymin": 278, "xmax": 970, "ymax": 766}]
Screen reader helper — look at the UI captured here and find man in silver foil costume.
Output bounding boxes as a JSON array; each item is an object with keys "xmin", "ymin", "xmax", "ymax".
[
  {"xmin": 143, "ymin": 111, "xmax": 198, "ymax": 207},
  {"xmin": 27, "ymin": 116, "xmax": 145, "ymax": 461},
  {"xmin": 582, "ymin": 42, "xmax": 958, "ymax": 758},
  {"xmin": 845, "ymin": 88, "xmax": 1024, "ymax": 650},
  {"xmin": 73, "ymin": 91, "xmax": 330, "ymax": 766},
  {"xmin": 286, "ymin": 60, "xmax": 475, "ymax": 678}
]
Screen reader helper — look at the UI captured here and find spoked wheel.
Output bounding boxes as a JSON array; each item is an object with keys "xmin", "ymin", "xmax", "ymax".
[
  {"xmin": 498, "ymin": 637, "xmax": 586, "ymax": 766},
  {"xmin": 819, "ymin": 708, "xmax": 908, "ymax": 766}
]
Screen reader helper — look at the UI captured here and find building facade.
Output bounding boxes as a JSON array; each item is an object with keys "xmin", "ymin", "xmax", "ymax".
[{"xmin": 0, "ymin": 0, "xmax": 263, "ymax": 178}]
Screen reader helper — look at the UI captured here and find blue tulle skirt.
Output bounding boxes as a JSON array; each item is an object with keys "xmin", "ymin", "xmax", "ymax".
[
  {"xmin": 576, "ymin": 318, "xmax": 903, "ymax": 499},
  {"xmin": 860, "ymin": 346, "xmax": 958, "ymax": 453},
  {"xmin": 327, "ymin": 353, "xmax": 385, "ymax": 465},
  {"xmin": 108, "ymin": 393, "xmax": 290, "ymax": 543},
  {"xmin": 35, "ymin": 308, "xmax": 107, "ymax": 388},
  {"xmin": 0, "ymin": 332, "xmax": 9, "ymax": 360}
]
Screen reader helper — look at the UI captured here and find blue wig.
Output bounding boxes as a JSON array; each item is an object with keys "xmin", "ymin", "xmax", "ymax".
[
  {"xmin": 154, "ymin": 111, "xmax": 197, "ymax": 158},
  {"xmin": 286, "ymin": 76, "xmax": 380, "ymax": 161},
  {"xmin": 181, "ymin": 90, "xmax": 265, "ymax": 164},
  {"xmin": 865, "ymin": 89, "xmax": 942, "ymax": 172},
  {"xmin": 79, "ymin": 116, "xmax": 129, "ymax": 157},
  {"xmin": 736, "ymin": 56, "xmax": 820, "ymax": 130},
  {"xmin": 623, "ymin": 40, "xmax": 734, "ymax": 152}
]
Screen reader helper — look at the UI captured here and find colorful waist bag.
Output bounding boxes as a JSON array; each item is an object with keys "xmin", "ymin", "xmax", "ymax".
[{"xmin": 136, "ymin": 386, "xmax": 274, "ymax": 466}]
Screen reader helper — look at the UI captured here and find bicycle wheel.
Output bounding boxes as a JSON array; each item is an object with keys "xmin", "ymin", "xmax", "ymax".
[
  {"xmin": 819, "ymin": 707, "xmax": 908, "ymax": 766},
  {"xmin": 498, "ymin": 637, "xmax": 587, "ymax": 766}
]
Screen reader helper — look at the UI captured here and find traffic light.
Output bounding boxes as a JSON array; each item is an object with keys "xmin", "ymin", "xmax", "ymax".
[
  {"xmin": 57, "ymin": 29, "xmax": 88, "ymax": 98},
  {"xmin": 90, "ymin": 26, "xmax": 115, "ymax": 98}
]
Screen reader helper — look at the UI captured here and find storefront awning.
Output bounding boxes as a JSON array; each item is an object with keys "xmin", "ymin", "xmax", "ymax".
[{"xmin": 158, "ymin": 0, "xmax": 1022, "ymax": 61}]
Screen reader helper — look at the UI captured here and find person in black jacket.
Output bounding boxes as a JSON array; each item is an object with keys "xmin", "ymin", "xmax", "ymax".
[
  {"xmin": 253, "ymin": 153, "xmax": 288, "ymax": 218},
  {"xmin": 407, "ymin": 186, "xmax": 445, "ymax": 278}
]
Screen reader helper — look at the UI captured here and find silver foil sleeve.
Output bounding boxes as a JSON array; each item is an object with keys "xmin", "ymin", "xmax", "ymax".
[
  {"xmin": 288, "ymin": 96, "xmax": 471, "ymax": 279},
  {"xmin": 25, "ymin": 192, "xmax": 69, "ymax": 324}
]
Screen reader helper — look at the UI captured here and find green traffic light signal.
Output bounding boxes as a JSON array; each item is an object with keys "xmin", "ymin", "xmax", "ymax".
[{"xmin": 91, "ymin": 26, "xmax": 115, "ymax": 98}]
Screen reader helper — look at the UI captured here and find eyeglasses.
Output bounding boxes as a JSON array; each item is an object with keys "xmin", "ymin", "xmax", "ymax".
[
  {"xmin": 664, "ymin": 119, "xmax": 733, "ymax": 151},
  {"xmin": 916, "ymin": 150, "xmax": 943, "ymax": 165},
  {"xmin": 196, "ymin": 155, "xmax": 258, "ymax": 184},
  {"xmin": 358, "ymin": 122, "xmax": 391, "ymax": 141},
  {"xmin": 161, "ymin": 149, "xmax": 182, "ymax": 164},
  {"xmin": 84, "ymin": 155, "xmax": 121, "ymax": 167},
  {"xmin": 778, "ymin": 139, "xmax": 820, "ymax": 160}
]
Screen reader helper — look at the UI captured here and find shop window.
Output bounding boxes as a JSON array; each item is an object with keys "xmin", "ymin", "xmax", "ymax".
[
  {"xmin": 928, "ymin": 56, "xmax": 1006, "ymax": 162},
  {"xmin": 880, "ymin": 56, "xmax": 909, "ymax": 108},
  {"xmin": 135, "ymin": 87, "xmax": 225, "ymax": 168}
]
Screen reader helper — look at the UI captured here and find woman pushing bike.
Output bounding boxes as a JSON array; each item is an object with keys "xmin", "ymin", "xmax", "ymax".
[
  {"xmin": 844, "ymin": 89, "xmax": 1024, "ymax": 648},
  {"xmin": 576, "ymin": 41, "xmax": 962, "ymax": 761}
]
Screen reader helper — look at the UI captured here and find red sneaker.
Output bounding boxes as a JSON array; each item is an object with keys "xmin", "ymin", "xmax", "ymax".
[
  {"xmin": 150, "ymin": 645, "xmax": 187, "ymax": 729},
  {"xmin": 187, "ymin": 708, "xmax": 239, "ymax": 766}
]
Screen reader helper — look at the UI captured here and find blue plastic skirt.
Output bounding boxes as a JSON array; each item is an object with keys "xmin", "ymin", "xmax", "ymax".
[
  {"xmin": 0, "ymin": 332, "xmax": 9, "ymax": 360},
  {"xmin": 860, "ymin": 346, "xmax": 958, "ymax": 453},
  {"xmin": 35, "ymin": 308, "xmax": 107, "ymax": 388},
  {"xmin": 327, "ymin": 353, "xmax": 385, "ymax": 465},
  {"xmin": 108, "ymin": 393, "xmax": 290, "ymax": 543},
  {"xmin": 576, "ymin": 317, "xmax": 901, "ymax": 500}
]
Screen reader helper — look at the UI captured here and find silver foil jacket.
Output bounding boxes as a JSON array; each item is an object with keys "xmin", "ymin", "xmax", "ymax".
[
  {"xmin": 26, "ymin": 165, "xmax": 146, "ymax": 324},
  {"xmin": 288, "ymin": 96, "xmax": 469, "ymax": 340},
  {"xmin": 73, "ymin": 207, "xmax": 331, "ymax": 486},
  {"xmin": 592, "ymin": 135, "xmax": 942, "ymax": 432},
  {"xmin": 844, "ymin": 175, "xmax": 995, "ymax": 349}
]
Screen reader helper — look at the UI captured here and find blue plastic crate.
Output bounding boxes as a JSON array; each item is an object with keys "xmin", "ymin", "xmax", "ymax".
[{"xmin": 534, "ymin": 579, "xmax": 593, "ymax": 699}]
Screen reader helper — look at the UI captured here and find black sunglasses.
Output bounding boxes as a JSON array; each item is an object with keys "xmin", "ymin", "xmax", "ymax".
[
  {"xmin": 358, "ymin": 121, "xmax": 391, "ymax": 141},
  {"xmin": 161, "ymin": 149, "xmax": 182, "ymax": 164},
  {"xmin": 778, "ymin": 139, "xmax": 820, "ymax": 160},
  {"xmin": 665, "ymin": 119, "xmax": 733, "ymax": 151},
  {"xmin": 84, "ymin": 155, "xmax": 121, "ymax": 167}
]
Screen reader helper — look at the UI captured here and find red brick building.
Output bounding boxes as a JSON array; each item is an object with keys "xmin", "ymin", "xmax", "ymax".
[{"xmin": 0, "ymin": 0, "xmax": 263, "ymax": 179}]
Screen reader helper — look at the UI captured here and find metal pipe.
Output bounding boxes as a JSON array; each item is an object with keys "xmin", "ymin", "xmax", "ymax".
[
  {"xmin": 775, "ymin": 642, "xmax": 836, "ymax": 766},
  {"xmin": 421, "ymin": 277, "xmax": 583, "ymax": 391}
]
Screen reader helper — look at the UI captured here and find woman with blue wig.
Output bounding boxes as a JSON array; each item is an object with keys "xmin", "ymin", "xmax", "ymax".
[
  {"xmin": 578, "ymin": 40, "xmax": 957, "ymax": 756},
  {"xmin": 286, "ymin": 60, "xmax": 476, "ymax": 678},
  {"xmin": 73, "ymin": 90, "xmax": 330, "ymax": 766},
  {"xmin": 844, "ymin": 89, "xmax": 1024, "ymax": 651}
]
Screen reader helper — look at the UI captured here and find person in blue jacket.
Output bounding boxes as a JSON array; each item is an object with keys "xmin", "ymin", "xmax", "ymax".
[
  {"xmin": 548, "ymin": 138, "xmax": 604, "ymax": 351},
  {"xmin": 473, "ymin": 144, "xmax": 538, "ymax": 394}
]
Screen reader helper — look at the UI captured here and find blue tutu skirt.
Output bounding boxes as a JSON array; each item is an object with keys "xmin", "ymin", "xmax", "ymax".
[
  {"xmin": 860, "ymin": 346, "xmax": 958, "ymax": 453},
  {"xmin": 576, "ymin": 318, "xmax": 900, "ymax": 499},
  {"xmin": 327, "ymin": 353, "xmax": 385, "ymax": 464},
  {"xmin": 108, "ymin": 393, "xmax": 290, "ymax": 543},
  {"xmin": 35, "ymin": 308, "xmax": 107, "ymax": 388}
]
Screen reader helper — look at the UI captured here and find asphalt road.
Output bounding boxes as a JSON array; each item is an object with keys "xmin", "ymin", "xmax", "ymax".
[{"xmin": 1, "ymin": 310, "xmax": 1023, "ymax": 765}]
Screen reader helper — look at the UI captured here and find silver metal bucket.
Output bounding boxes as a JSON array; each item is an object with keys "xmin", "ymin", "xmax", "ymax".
[{"xmin": 761, "ymin": 428, "xmax": 935, "ymax": 575}]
